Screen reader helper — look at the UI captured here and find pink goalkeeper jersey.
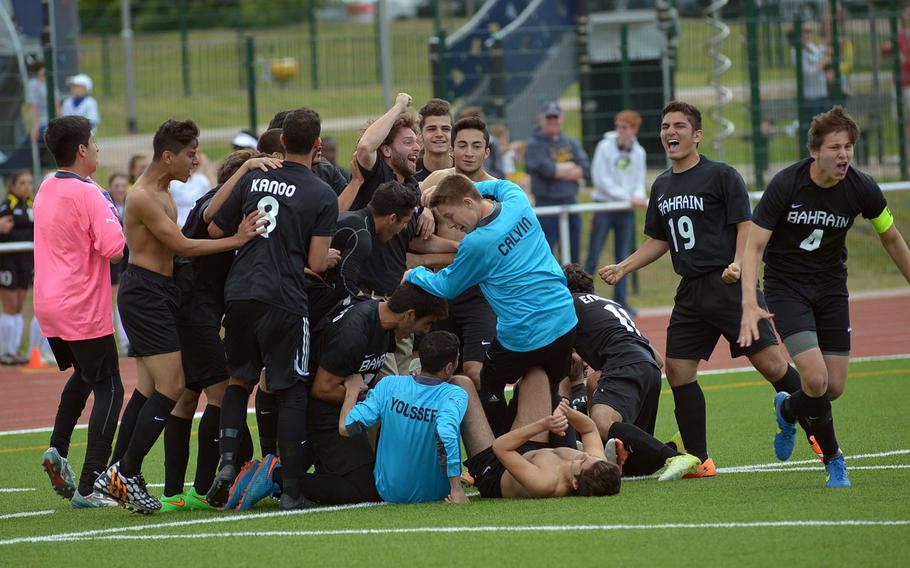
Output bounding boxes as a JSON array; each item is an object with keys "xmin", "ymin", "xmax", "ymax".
[{"xmin": 34, "ymin": 172, "xmax": 125, "ymax": 340}]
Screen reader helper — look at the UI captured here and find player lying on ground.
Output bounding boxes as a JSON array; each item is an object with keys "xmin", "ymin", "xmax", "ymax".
[
  {"xmin": 739, "ymin": 106, "xmax": 910, "ymax": 488},
  {"xmin": 563, "ymin": 263, "xmax": 701, "ymax": 480},
  {"xmin": 456, "ymin": 367, "xmax": 620, "ymax": 498}
]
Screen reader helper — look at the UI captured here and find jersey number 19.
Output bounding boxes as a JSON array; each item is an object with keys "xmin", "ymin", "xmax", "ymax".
[{"xmin": 668, "ymin": 215, "xmax": 696, "ymax": 252}]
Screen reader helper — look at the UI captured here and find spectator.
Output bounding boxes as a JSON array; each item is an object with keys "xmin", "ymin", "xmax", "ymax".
[
  {"xmin": 524, "ymin": 101, "xmax": 590, "ymax": 263},
  {"xmin": 584, "ymin": 110, "xmax": 647, "ymax": 312},
  {"xmin": 231, "ymin": 130, "xmax": 258, "ymax": 151},
  {"xmin": 128, "ymin": 154, "xmax": 149, "ymax": 187},
  {"xmin": 26, "ymin": 59, "xmax": 48, "ymax": 144},
  {"xmin": 170, "ymin": 152, "xmax": 215, "ymax": 227},
  {"xmin": 882, "ymin": 6, "xmax": 910, "ymax": 163},
  {"xmin": 61, "ymin": 74, "xmax": 100, "ymax": 133},
  {"xmin": 0, "ymin": 170, "xmax": 35, "ymax": 364},
  {"xmin": 790, "ymin": 27, "xmax": 830, "ymax": 120},
  {"xmin": 321, "ymin": 136, "xmax": 349, "ymax": 181}
]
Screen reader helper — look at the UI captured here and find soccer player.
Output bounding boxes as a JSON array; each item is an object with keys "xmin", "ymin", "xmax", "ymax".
[
  {"xmin": 739, "ymin": 106, "xmax": 910, "ymax": 487},
  {"xmin": 599, "ymin": 101, "xmax": 804, "ymax": 477},
  {"xmin": 339, "ymin": 330, "xmax": 469, "ymax": 504},
  {"xmin": 159, "ymin": 149, "xmax": 281, "ymax": 512},
  {"xmin": 407, "ymin": 175, "xmax": 578, "ymax": 436},
  {"xmin": 415, "ymin": 98, "xmax": 453, "ymax": 182},
  {"xmin": 417, "ymin": 116, "xmax": 500, "ymax": 388},
  {"xmin": 458, "ymin": 368, "xmax": 619, "ymax": 498},
  {"xmin": 563, "ymin": 264, "xmax": 700, "ymax": 480},
  {"xmin": 0, "ymin": 170, "xmax": 35, "ymax": 365},
  {"xmin": 35, "ymin": 116, "xmax": 125, "ymax": 508},
  {"xmin": 95, "ymin": 120, "xmax": 264, "ymax": 514},
  {"xmin": 264, "ymin": 111, "xmax": 348, "ymax": 194},
  {"xmin": 205, "ymin": 108, "xmax": 338, "ymax": 511}
]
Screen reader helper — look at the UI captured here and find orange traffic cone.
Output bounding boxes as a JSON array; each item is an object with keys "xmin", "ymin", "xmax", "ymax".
[{"xmin": 27, "ymin": 347, "xmax": 46, "ymax": 369}]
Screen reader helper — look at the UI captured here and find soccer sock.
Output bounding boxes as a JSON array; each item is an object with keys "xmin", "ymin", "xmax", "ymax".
[
  {"xmin": 78, "ymin": 374, "xmax": 124, "ymax": 496},
  {"xmin": 49, "ymin": 371, "xmax": 92, "ymax": 458},
  {"xmin": 255, "ymin": 388, "xmax": 279, "ymax": 456},
  {"xmin": 781, "ymin": 389, "xmax": 806, "ymax": 423},
  {"xmin": 801, "ymin": 393, "xmax": 840, "ymax": 462},
  {"xmin": 478, "ymin": 381, "xmax": 509, "ymax": 437},
  {"xmin": 569, "ymin": 382, "xmax": 588, "ymax": 415},
  {"xmin": 163, "ymin": 415, "xmax": 192, "ymax": 497},
  {"xmin": 276, "ymin": 382, "xmax": 308, "ymax": 501},
  {"xmin": 772, "ymin": 365, "xmax": 801, "ymax": 393},
  {"xmin": 28, "ymin": 317, "xmax": 43, "ymax": 353},
  {"xmin": 239, "ymin": 420, "xmax": 254, "ymax": 465},
  {"xmin": 11, "ymin": 314, "xmax": 23, "ymax": 355},
  {"xmin": 119, "ymin": 390, "xmax": 176, "ymax": 477},
  {"xmin": 608, "ymin": 421, "xmax": 679, "ymax": 477},
  {"xmin": 193, "ymin": 404, "xmax": 221, "ymax": 495},
  {"xmin": 0, "ymin": 313, "xmax": 14, "ymax": 354},
  {"xmin": 111, "ymin": 390, "xmax": 147, "ymax": 465},
  {"xmin": 218, "ymin": 384, "xmax": 249, "ymax": 471},
  {"xmin": 671, "ymin": 381, "xmax": 709, "ymax": 462}
]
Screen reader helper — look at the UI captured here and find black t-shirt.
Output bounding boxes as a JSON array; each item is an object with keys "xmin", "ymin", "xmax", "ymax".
[
  {"xmin": 414, "ymin": 157, "xmax": 432, "ymax": 182},
  {"xmin": 325, "ymin": 208, "xmax": 376, "ymax": 298},
  {"xmin": 752, "ymin": 158, "xmax": 888, "ymax": 275},
  {"xmin": 308, "ymin": 299, "xmax": 395, "ymax": 431},
  {"xmin": 215, "ymin": 161, "xmax": 338, "ymax": 316},
  {"xmin": 313, "ymin": 160, "xmax": 348, "ymax": 195},
  {"xmin": 174, "ymin": 187, "xmax": 236, "ymax": 326},
  {"xmin": 0, "ymin": 194, "xmax": 34, "ymax": 243},
  {"xmin": 355, "ymin": 159, "xmax": 421, "ymax": 296},
  {"xmin": 644, "ymin": 156, "xmax": 751, "ymax": 279},
  {"xmin": 572, "ymin": 293, "xmax": 656, "ymax": 372}
]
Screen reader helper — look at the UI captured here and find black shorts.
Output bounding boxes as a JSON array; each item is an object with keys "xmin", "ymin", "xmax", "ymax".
[
  {"xmin": 223, "ymin": 300, "xmax": 309, "ymax": 392},
  {"xmin": 306, "ymin": 276, "xmax": 344, "ymax": 331},
  {"xmin": 464, "ymin": 441, "xmax": 548, "ymax": 499},
  {"xmin": 308, "ymin": 425, "xmax": 376, "ymax": 477},
  {"xmin": 591, "ymin": 361, "xmax": 662, "ymax": 435},
  {"xmin": 0, "ymin": 253, "xmax": 33, "ymax": 290},
  {"xmin": 177, "ymin": 325, "xmax": 228, "ymax": 392},
  {"xmin": 449, "ymin": 286, "xmax": 497, "ymax": 363},
  {"xmin": 763, "ymin": 268, "xmax": 851, "ymax": 354},
  {"xmin": 118, "ymin": 264, "xmax": 181, "ymax": 357},
  {"xmin": 480, "ymin": 327, "xmax": 576, "ymax": 389},
  {"xmin": 667, "ymin": 269, "xmax": 777, "ymax": 361},
  {"xmin": 47, "ymin": 334, "xmax": 119, "ymax": 383}
]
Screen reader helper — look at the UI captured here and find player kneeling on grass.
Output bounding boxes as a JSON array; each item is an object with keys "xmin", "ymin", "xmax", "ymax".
[
  {"xmin": 339, "ymin": 330, "xmax": 469, "ymax": 504},
  {"xmin": 456, "ymin": 367, "xmax": 620, "ymax": 499},
  {"xmin": 563, "ymin": 263, "xmax": 701, "ymax": 480}
]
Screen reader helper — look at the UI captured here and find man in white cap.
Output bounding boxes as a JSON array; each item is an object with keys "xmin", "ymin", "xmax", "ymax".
[{"xmin": 61, "ymin": 74, "xmax": 100, "ymax": 133}]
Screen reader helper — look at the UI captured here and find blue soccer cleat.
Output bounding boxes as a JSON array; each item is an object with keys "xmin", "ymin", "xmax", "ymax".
[
  {"xmin": 224, "ymin": 460, "xmax": 260, "ymax": 511},
  {"xmin": 773, "ymin": 391, "xmax": 796, "ymax": 461},
  {"xmin": 824, "ymin": 453, "xmax": 851, "ymax": 488},
  {"xmin": 237, "ymin": 454, "xmax": 281, "ymax": 511}
]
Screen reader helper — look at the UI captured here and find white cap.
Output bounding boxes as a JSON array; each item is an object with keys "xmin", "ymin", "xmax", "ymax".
[
  {"xmin": 232, "ymin": 131, "xmax": 258, "ymax": 149},
  {"xmin": 67, "ymin": 73, "xmax": 93, "ymax": 92}
]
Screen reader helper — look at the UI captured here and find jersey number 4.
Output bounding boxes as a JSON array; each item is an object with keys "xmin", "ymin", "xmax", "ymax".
[
  {"xmin": 668, "ymin": 215, "xmax": 696, "ymax": 252},
  {"xmin": 257, "ymin": 196, "xmax": 279, "ymax": 238},
  {"xmin": 799, "ymin": 229, "xmax": 823, "ymax": 251}
]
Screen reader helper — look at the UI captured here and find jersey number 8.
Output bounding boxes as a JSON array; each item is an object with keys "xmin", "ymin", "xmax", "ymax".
[
  {"xmin": 668, "ymin": 215, "xmax": 696, "ymax": 252},
  {"xmin": 257, "ymin": 196, "xmax": 279, "ymax": 238}
]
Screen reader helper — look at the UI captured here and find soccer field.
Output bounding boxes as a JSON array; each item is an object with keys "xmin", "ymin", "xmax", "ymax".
[{"xmin": 1, "ymin": 357, "xmax": 908, "ymax": 566}]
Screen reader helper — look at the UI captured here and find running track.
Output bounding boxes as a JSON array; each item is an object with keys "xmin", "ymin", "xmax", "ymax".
[{"xmin": 2, "ymin": 290, "xmax": 908, "ymax": 432}]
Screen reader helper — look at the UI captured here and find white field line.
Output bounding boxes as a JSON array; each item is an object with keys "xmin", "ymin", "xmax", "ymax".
[
  {"xmin": 0, "ymin": 488, "xmax": 35, "ymax": 493},
  {"xmin": 721, "ymin": 464, "xmax": 910, "ymax": 474},
  {"xmin": 19, "ymin": 520, "xmax": 910, "ymax": 543},
  {"xmin": 0, "ymin": 408, "xmax": 258, "ymax": 436},
  {"xmin": 0, "ymin": 510, "xmax": 53, "ymax": 521}
]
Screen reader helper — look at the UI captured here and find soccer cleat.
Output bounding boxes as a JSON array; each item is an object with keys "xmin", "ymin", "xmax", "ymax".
[
  {"xmin": 279, "ymin": 492, "xmax": 315, "ymax": 511},
  {"xmin": 824, "ymin": 453, "xmax": 851, "ymax": 488},
  {"xmin": 206, "ymin": 464, "xmax": 238, "ymax": 509},
  {"xmin": 160, "ymin": 487, "xmax": 215, "ymax": 512},
  {"xmin": 41, "ymin": 447, "xmax": 76, "ymax": 499},
  {"xmin": 93, "ymin": 462, "xmax": 161, "ymax": 514},
  {"xmin": 604, "ymin": 438, "xmax": 628, "ymax": 469},
  {"xmin": 808, "ymin": 436, "xmax": 824, "ymax": 461},
  {"xmin": 238, "ymin": 454, "xmax": 281, "ymax": 511},
  {"xmin": 224, "ymin": 459, "xmax": 260, "ymax": 511},
  {"xmin": 773, "ymin": 391, "xmax": 797, "ymax": 461},
  {"xmin": 682, "ymin": 457, "xmax": 717, "ymax": 479},
  {"xmin": 160, "ymin": 490, "xmax": 188, "ymax": 512},
  {"xmin": 71, "ymin": 489, "xmax": 119, "ymax": 508},
  {"xmin": 459, "ymin": 471, "xmax": 475, "ymax": 487},
  {"xmin": 657, "ymin": 453, "xmax": 702, "ymax": 481}
]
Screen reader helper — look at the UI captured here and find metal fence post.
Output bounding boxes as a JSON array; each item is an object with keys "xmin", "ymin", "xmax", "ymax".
[
  {"xmin": 827, "ymin": 0, "xmax": 843, "ymax": 105},
  {"xmin": 620, "ymin": 23, "xmax": 631, "ymax": 110},
  {"xmin": 558, "ymin": 209, "xmax": 571, "ymax": 265},
  {"xmin": 179, "ymin": 0, "xmax": 190, "ymax": 97},
  {"xmin": 890, "ymin": 0, "xmax": 909, "ymax": 179},
  {"xmin": 100, "ymin": 14, "xmax": 112, "ymax": 96},
  {"xmin": 794, "ymin": 17, "xmax": 808, "ymax": 159},
  {"xmin": 43, "ymin": 46, "xmax": 56, "ymax": 122},
  {"xmin": 309, "ymin": 0, "xmax": 319, "ymax": 90},
  {"xmin": 246, "ymin": 36, "xmax": 257, "ymax": 134},
  {"xmin": 745, "ymin": 0, "xmax": 765, "ymax": 188}
]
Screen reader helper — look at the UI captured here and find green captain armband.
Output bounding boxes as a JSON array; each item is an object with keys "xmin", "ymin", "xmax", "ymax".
[{"xmin": 869, "ymin": 207, "xmax": 894, "ymax": 234}]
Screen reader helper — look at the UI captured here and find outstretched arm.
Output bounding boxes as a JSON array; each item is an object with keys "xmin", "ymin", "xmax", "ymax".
[
  {"xmin": 599, "ymin": 237, "xmax": 669, "ymax": 285},
  {"xmin": 879, "ymin": 224, "xmax": 910, "ymax": 285},
  {"xmin": 355, "ymin": 92, "xmax": 412, "ymax": 172}
]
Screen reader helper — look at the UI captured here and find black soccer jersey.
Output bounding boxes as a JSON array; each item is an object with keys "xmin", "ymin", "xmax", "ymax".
[
  {"xmin": 325, "ymin": 208, "xmax": 376, "ymax": 298},
  {"xmin": 174, "ymin": 187, "xmax": 234, "ymax": 327},
  {"xmin": 0, "ymin": 194, "xmax": 34, "ymax": 243},
  {"xmin": 414, "ymin": 157, "xmax": 431, "ymax": 183},
  {"xmin": 752, "ymin": 159, "xmax": 888, "ymax": 274},
  {"xmin": 308, "ymin": 299, "xmax": 395, "ymax": 431},
  {"xmin": 572, "ymin": 293, "xmax": 656, "ymax": 372},
  {"xmin": 215, "ymin": 161, "xmax": 338, "ymax": 316},
  {"xmin": 644, "ymin": 156, "xmax": 752, "ymax": 279}
]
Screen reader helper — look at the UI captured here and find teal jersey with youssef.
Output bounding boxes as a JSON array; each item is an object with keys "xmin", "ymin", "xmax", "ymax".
[
  {"xmin": 406, "ymin": 179, "xmax": 577, "ymax": 352},
  {"xmin": 345, "ymin": 375, "xmax": 468, "ymax": 503}
]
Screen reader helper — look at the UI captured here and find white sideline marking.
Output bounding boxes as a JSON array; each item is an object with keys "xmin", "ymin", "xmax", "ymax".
[
  {"xmin": 22, "ymin": 520, "xmax": 910, "ymax": 543},
  {"xmin": 721, "ymin": 464, "xmax": 910, "ymax": 474},
  {"xmin": 0, "ymin": 488, "xmax": 35, "ymax": 493},
  {"xmin": 0, "ymin": 510, "xmax": 53, "ymax": 520},
  {"xmin": 0, "ymin": 409, "xmax": 257, "ymax": 436}
]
